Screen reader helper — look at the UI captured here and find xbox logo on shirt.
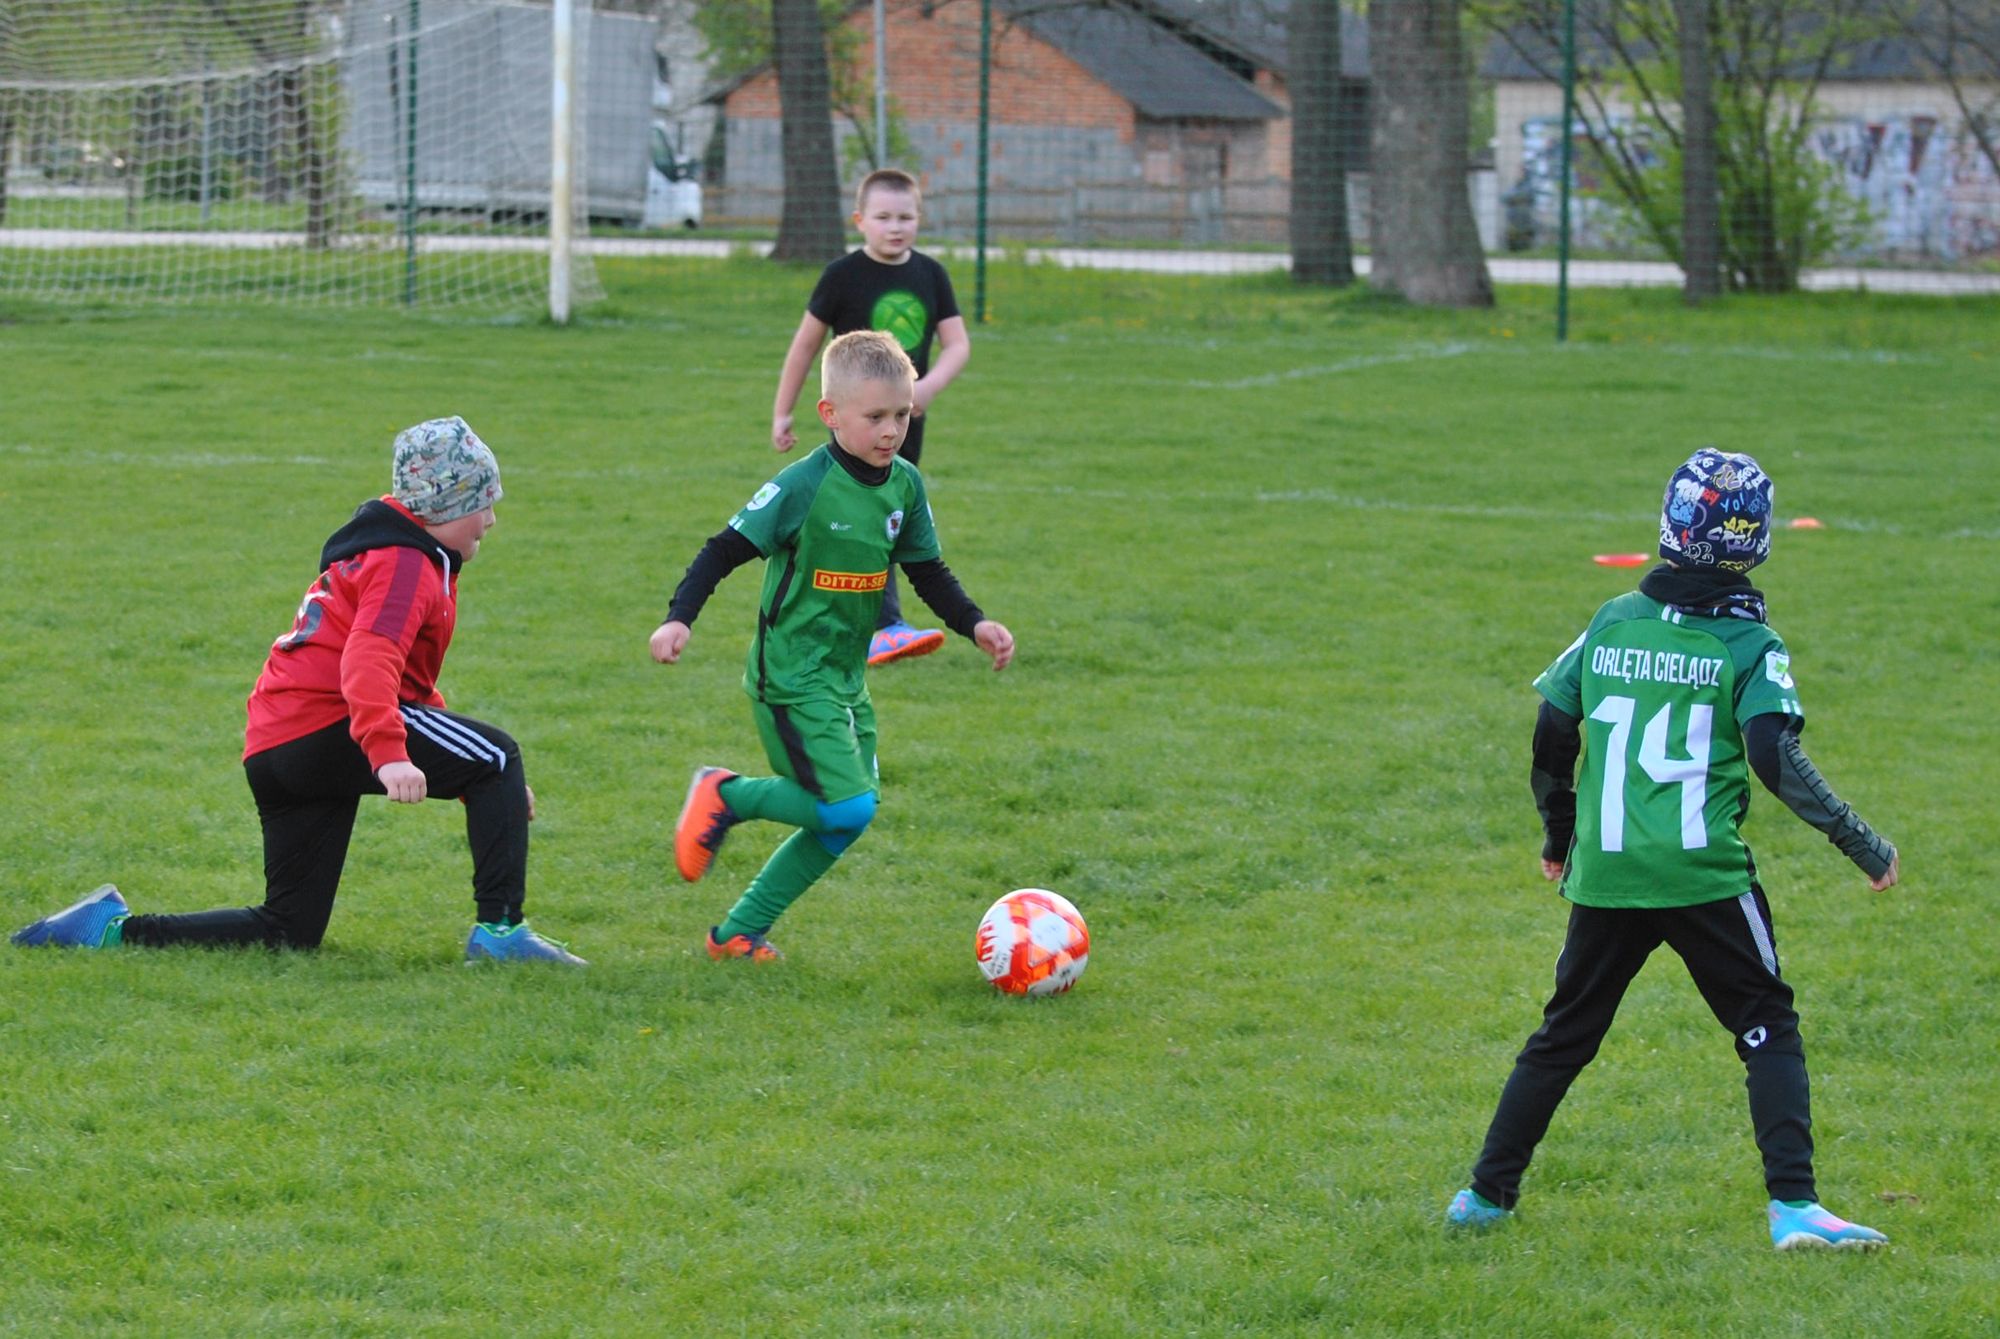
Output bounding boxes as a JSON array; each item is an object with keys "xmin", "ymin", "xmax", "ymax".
[{"xmin": 872, "ymin": 290, "xmax": 928, "ymax": 351}]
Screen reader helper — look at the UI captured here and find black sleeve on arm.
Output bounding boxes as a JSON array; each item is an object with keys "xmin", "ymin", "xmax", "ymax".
[
  {"xmin": 1530, "ymin": 699, "xmax": 1582, "ymax": 863},
  {"xmin": 902, "ymin": 558, "xmax": 985, "ymax": 640},
  {"xmin": 665, "ymin": 528, "xmax": 760, "ymax": 628},
  {"xmin": 1743, "ymin": 712, "xmax": 1897, "ymax": 880}
]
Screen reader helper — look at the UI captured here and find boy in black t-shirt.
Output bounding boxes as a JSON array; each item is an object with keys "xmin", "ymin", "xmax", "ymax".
[{"xmin": 771, "ymin": 168, "xmax": 971, "ymax": 666}]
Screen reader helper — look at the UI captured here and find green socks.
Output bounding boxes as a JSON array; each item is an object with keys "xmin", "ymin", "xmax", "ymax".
[
  {"xmin": 717, "ymin": 830, "xmax": 839, "ymax": 942},
  {"xmin": 100, "ymin": 916, "xmax": 127, "ymax": 948},
  {"xmin": 719, "ymin": 776, "xmax": 824, "ymax": 830}
]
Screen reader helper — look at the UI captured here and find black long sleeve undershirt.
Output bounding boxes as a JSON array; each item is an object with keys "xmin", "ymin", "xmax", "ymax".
[
  {"xmin": 1529, "ymin": 700, "xmax": 1895, "ymax": 879},
  {"xmin": 665, "ymin": 527, "xmax": 760, "ymax": 628},
  {"xmin": 1530, "ymin": 700, "xmax": 1582, "ymax": 863},
  {"xmin": 1742, "ymin": 713, "xmax": 1897, "ymax": 879},
  {"xmin": 663, "ymin": 527, "xmax": 985, "ymax": 640}
]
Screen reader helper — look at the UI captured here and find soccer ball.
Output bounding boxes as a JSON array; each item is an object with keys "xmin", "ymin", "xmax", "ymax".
[{"xmin": 976, "ymin": 888, "xmax": 1089, "ymax": 996}]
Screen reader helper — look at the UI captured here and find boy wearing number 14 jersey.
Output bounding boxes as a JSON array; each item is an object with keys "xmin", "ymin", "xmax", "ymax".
[{"xmin": 1446, "ymin": 449, "xmax": 1900, "ymax": 1251}]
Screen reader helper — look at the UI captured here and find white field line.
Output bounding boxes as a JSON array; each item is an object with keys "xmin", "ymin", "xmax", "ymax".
[
  {"xmin": 1190, "ymin": 342, "xmax": 1478, "ymax": 389},
  {"xmin": 8, "ymin": 440, "xmax": 1993, "ymax": 540},
  {"xmin": 4, "ymin": 228, "xmax": 1997, "ymax": 294}
]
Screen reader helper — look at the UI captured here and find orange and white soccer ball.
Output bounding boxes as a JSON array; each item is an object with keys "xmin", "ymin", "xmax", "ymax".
[{"xmin": 976, "ymin": 888, "xmax": 1089, "ymax": 996}]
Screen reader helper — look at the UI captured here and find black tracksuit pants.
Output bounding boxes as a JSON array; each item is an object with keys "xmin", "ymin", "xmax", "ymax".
[
  {"xmin": 1469, "ymin": 887, "xmax": 1817, "ymax": 1208},
  {"xmin": 120, "ymin": 709, "xmax": 527, "ymax": 950}
]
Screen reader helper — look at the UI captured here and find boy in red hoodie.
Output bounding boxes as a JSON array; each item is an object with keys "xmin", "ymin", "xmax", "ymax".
[{"xmin": 13, "ymin": 417, "xmax": 583, "ymax": 964}]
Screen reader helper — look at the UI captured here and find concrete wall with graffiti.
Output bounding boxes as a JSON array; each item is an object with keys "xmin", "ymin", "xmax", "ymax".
[{"xmin": 1493, "ymin": 79, "xmax": 2000, "ymax": 264}]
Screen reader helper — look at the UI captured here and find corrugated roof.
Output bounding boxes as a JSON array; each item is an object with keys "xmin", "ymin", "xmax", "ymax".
[
  {"xmin": 1009, "ymin": 1, "xmax": 1284, "ymax": 121},
  {"xmin": 1481, "ymin": 9, "xmax": 1971, "ymax": 82},
  {"xmin": 1145, "ymin": 0, "xmax": 1371, "ymax": 81}
]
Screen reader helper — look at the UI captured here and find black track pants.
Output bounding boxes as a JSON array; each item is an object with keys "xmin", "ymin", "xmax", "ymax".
[
  {"xmin": 119, "ymin": 709, "xmax": 527, "ymax": 950},
  {"xmin": 1468, "ymin": 889, "xmax": 1816, "ymax": 1208}
]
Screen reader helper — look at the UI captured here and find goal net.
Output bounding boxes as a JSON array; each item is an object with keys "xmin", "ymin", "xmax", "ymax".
[{"xmin": 0, "ymin": 0, "xmax": 637, "ymax": 311}]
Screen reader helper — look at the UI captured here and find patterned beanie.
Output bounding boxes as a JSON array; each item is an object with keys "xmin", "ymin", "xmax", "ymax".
[
  {"xmin": 391, "ymin": 416, "xmax": 502, "ymax": 523},
  {"xmin": 1658, "ymin": 448, "xmax": 1774, "ymax": 572}
]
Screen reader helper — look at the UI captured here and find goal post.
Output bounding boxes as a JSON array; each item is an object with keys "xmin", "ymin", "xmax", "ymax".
[{"xmin": 0, "ymin": 0, "xmax": 632, "ymax": 313}]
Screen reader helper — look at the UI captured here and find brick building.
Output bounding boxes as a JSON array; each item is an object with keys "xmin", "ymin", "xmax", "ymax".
[{"xmin": 706, "ymin": 0, "xmax": 1369, "ymax": 245}]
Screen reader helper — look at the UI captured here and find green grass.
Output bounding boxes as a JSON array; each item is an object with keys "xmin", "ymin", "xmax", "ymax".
[{"xmin": 3, "ymin": 264, "xmax": 1998, "ymax": 1337}]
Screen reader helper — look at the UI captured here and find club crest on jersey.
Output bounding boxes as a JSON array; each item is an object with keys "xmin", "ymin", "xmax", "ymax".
[
  {"xmin": 813, "ymin": 568, "xmax": 888, "ymax": 593},
  {"xmin": 885, "ymin": 509, "xmax": 904, "ymax": 541},
  {"xmin": 743, "ymin": 482, "xmax": 780, "ymax": 512},
  {"xmin": 1764, "ymin": 650, "xmax": 1794, "ymax": 689}
]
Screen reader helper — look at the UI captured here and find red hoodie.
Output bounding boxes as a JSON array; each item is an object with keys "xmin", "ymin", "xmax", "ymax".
[{"xmin": 244, "ymin": 496, "xmax": 461, "ymax": 769}]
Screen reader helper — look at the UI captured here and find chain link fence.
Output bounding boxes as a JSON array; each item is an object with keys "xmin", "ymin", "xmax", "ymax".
[
  {"xmin": 680, "ymin": 0, "xmax": 1999, "ymax": 312},
  {"xmin": 5, "ymin": 0, "xmax": 1996, "ymax": 313}
]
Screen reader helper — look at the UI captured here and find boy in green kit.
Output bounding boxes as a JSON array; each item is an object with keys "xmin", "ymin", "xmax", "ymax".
[
  {"xmin": 651, "ymin": 331, "xmax": 1014, "ymax": 960},
  {"xmin": 1444, "ymin": 449, "xmax": 1900, "ymax": 1251}
]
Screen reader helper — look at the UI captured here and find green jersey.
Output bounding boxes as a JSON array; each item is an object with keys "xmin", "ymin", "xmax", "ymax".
[
  {"xmin": 727, "ymin": 444, "xmax": 941, "ymax": 707},
  {"xmin": 1535, "ymin": 592, "xmax": 1803, "ymax": 908}
]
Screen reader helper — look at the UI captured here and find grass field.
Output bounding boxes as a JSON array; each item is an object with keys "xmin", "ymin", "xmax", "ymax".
[{"xmin": 3, "ymin": 264, "xmax": 1997, "ymax": 1337}]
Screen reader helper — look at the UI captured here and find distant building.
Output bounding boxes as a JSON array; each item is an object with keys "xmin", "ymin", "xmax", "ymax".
[
  {"xmin": 1482, "ymin": 21, "xmax": 2000, "ymax": 261},
  {"xmin": 705, "ymin": 0, "xmax": 1373, "ymax": 245}
]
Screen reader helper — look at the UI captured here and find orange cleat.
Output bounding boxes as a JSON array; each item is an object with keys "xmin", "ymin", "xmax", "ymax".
[
  {"xmin": 674, "ymin": 766, "xmax": 740, "ymax": 882},
  {"xmin": 706, "ymin": 928, "xmax": 782, "ymax": 962}
]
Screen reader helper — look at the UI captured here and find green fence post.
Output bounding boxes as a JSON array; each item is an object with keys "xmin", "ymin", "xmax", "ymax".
[
  {"xmin": 975, "ymin": 0, "xmax": 990, "ymax": 324},
  {"xmin": 1556, "ymin": 0, "xmax": 1575, "ymax": 342}
]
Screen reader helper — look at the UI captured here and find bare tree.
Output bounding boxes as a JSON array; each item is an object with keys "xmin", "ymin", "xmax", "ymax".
[
  {"xmin": 201, "ymin": 0, "xmax": 336, "ymax": 249},
  {"xmin": 1290, "ymin": 0, "xmax": 1355, "ymax": 284},
  {"xmin": 0, "ymin": 96, "xmax": 12, "ymax": 229},
  {"xmin": 770, "ymin": 0, "xmax": 846, "ymax": 262},
  {"xmin": 1369, "ymin": 0, "xmax": 1494, "ymax": 305},
  {"xmin": 1479, "ymin": 0, "xmax": 1878, "ymax": 292}
]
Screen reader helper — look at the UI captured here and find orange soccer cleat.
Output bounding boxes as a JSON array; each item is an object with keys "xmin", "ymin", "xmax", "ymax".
[
  {"xmin": 674, "ymin": 767, "xmax": 740, "ymax": 882},
  {"xmin": 706, "ymin": 928, "xmax": 782, "ymax": 962}
]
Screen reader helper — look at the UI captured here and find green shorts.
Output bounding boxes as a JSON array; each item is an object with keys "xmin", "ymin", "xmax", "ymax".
[{"xmin": 752, "ymin": 698, "xmax": 878, "ymax": 804}]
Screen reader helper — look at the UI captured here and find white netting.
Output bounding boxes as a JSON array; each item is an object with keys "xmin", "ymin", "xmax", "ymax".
[{"xmin": 0, "ymin": 0, "xmax": 638, "ymax": 309}]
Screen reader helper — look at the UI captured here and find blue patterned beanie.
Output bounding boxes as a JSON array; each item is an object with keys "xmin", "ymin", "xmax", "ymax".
[{"xmin": 1659, "ymin": 448, "xmax": 1774, "ymax": 572}]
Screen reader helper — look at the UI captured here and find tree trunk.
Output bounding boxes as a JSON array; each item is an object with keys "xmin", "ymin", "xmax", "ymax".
[
  {"xmin": 1289, "ymin": 0, "xmax": 1354, "ymax": 285},
  {"xmin": 1676, "ymin": 0, "xmax": 1721, "ymax": 302},
  {"xmin": 1366, "ymin": 0, "xmax": 1492, "ymax": 306},
  {"xmin": 769, "ymin": 0, "xmax": 845, "ymax": 263}
]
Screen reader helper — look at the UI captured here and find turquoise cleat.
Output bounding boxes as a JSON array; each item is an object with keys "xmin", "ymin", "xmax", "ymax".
[
  {"xmin": 1445, "ymin": 1187, "xmax": 1513, "ymax": 1230},
  {"xmin": 12, "ymin": 884, "xmax": 128, "ymax": 948},
  {"xmin": 465, "ymin": 921, "xmax": 587, "ymax": 967},
  {"xmin": 1768, "ymin": 1200, "xmax": 1888, "ymax": 1251}
]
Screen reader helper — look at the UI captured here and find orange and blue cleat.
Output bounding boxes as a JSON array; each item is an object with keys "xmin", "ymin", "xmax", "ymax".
[
  {"xmin": 674, "ymin": 767, "xmax": 740, "ymax": 882},
  {"xmin": 706, "ymin": 927, "xmax": 782, "ymax": 962},
  {"xmin": 867, "ymin": 622, "xmax": 945, "ymax": 666}
]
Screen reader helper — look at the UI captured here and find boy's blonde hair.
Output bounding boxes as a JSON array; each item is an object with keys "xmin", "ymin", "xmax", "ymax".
[
  {"xmin": 855, "ymin": 167, "xmax": 922, "ymax": 215},
  {"xmin": 821, "ymin": 329, "xmax": 916, "ymax": 401}
]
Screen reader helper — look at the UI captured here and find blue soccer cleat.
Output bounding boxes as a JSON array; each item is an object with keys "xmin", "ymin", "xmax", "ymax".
[
  {"xmin": 1445, "ymin": 1187, "xmax": 1513, "ymax": 1230},
  {"xmin": 12, "ymin": 883, "xmax": 128, "ymax": 948},
  {"xmin": 867, "ymin": 622, "xmax": 945, "ymax": 666},
  {"xmin": 1768, "ymin": 1200, "xmax": 1888, "ymax": 1251},
  {"xmin": 465, "ymin": 921, "xmax": 587, "ymax": 967}
]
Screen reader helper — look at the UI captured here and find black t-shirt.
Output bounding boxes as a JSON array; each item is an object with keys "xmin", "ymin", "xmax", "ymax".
[{"xmin": 806, "ymin": 248, "xmax": 960, "ymax": 377}]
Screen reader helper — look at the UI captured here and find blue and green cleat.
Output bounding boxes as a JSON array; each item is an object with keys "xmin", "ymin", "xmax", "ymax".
[
  {"xmin": 1445, "ymin": 1187, "xmax": 1513, "ymax": 1230},
  {"xmin": 12, "ymin": 884, "xmax": 128, "ymax": 948},
  {"xmin": 1768, "ymin": 1200, "xmax": 1887, "ymax": 1251},
  {"xmin": 465, "ymin": 921, "xmax": 587, "ymax": 967}
]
